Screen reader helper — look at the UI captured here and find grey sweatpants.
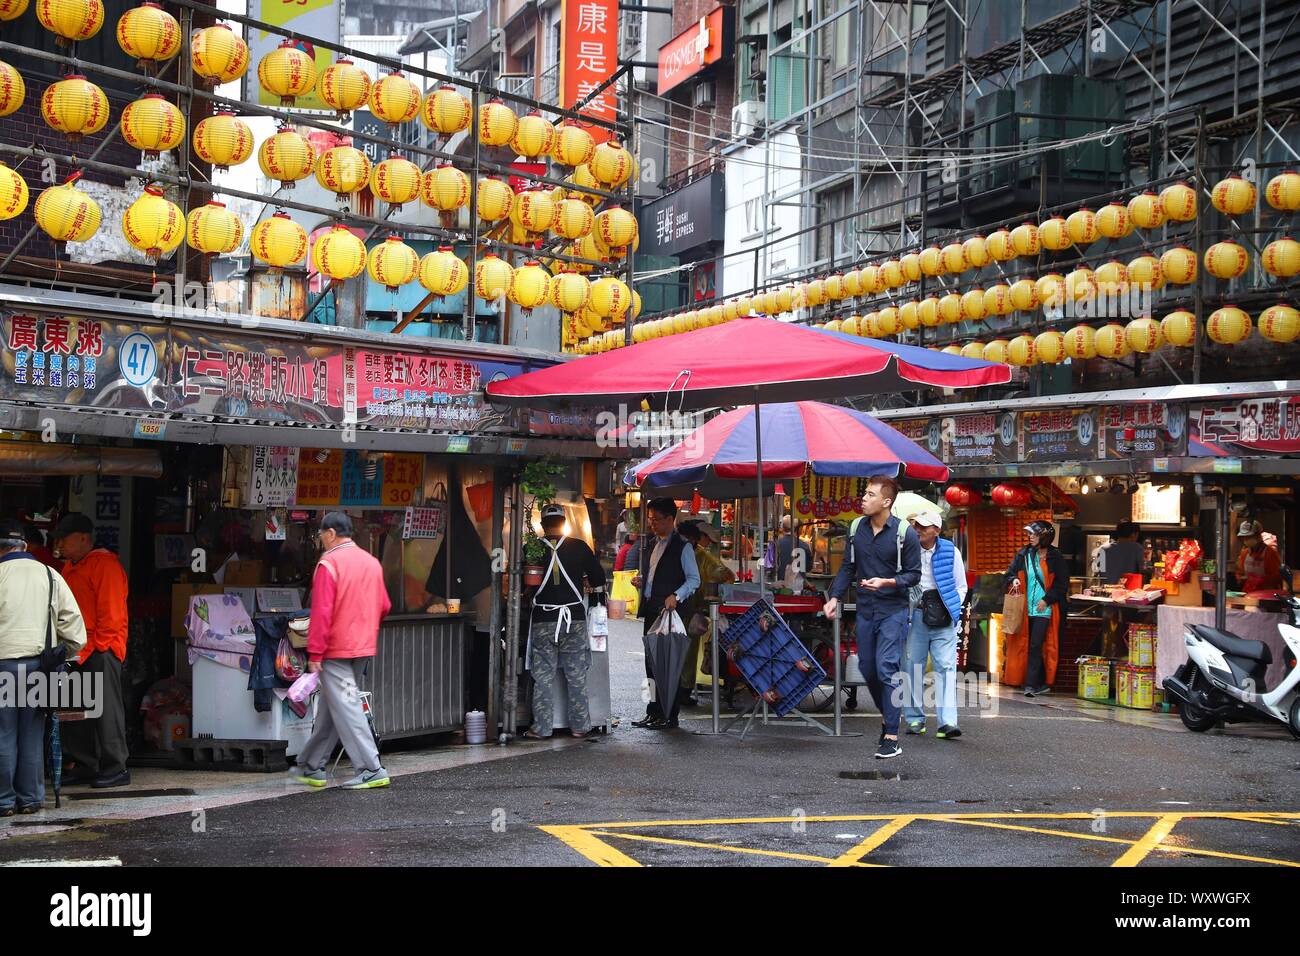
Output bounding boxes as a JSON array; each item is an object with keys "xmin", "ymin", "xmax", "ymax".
[{"xmin": 297, "ymin": 658, "xmax": 380, "ymax": 774}]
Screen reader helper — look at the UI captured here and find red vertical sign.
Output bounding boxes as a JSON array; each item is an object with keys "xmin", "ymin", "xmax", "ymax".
[{"xmin": 559, "ymin": 0, "xmax": 619, "ymax": 143}]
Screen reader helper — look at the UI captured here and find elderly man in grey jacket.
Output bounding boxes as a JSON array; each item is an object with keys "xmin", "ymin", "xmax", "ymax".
[{"xmin": 0, "ymin": 522, "xmax": 86, "ymax": 815}]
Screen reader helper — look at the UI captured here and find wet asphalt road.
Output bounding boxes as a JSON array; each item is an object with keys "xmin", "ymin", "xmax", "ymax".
[{"xmin": 0, "ymin": 617, "xmax": 1297, "ymax": 867}]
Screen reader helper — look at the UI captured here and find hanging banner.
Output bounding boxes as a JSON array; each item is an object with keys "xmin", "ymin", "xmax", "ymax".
[
  {"xmin": 381, "ymin": 453, "xmax": 425, "ymax": 508},
  {"xmin": 245, "ymin": 0, "xmax": 339, "ymax": 113},
  {"xmin": 248, "ymin": 445, "xmax": 299, "ymax": 508},
  {"xmin": 1190, "ymin": 397, "xmax": 1300, "ymax": 456},
  {"xmin": 559, "ymin": 0, "xmax": 619, "ymax": 143}
]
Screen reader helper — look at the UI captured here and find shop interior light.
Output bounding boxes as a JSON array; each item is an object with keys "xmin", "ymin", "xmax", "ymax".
[{"xmin": 1079, "ymin": 482, "xmax": 1090, "ymax": 495}]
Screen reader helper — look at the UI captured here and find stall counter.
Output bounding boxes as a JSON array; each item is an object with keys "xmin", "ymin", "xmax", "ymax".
[
  {"xmin": 1155, "ymin": 605, "xmax": 1289, "ymax": 691},
  {"xmin": 360, "ymin": 613, "xmax": 472, "ymax": 739}
]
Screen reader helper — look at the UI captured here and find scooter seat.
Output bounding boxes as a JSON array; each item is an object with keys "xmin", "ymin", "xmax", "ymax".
[{"xmin": 1189, "ymin": 624, "xmax": 1273, "ymax": 664}]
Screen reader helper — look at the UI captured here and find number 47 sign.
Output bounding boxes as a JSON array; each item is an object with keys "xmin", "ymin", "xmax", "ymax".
[{"xmin": 119, "ymin": 332, "xmax": 159, "ymax": 387}]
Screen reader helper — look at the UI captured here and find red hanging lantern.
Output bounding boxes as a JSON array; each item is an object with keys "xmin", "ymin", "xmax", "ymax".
[
  {"xmin": 990, "ymin": 482, "xmax": 1033, "ymax": 508},
  {"xmin": 839, "ymin": 496, "xmax": 854, "ymax": 514},
  {"xmin": 796, "ymin": 496, "xmax": 813, "ymax": 516},
  {"xmin": 813, "ymin": 500, "xmax": 828, "ymax": 519},
  {"xmin": 944, "ymin": 483, "xmax": 982, "ymax": 508}
]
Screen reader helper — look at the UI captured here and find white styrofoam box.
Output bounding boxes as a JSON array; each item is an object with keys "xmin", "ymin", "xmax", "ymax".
[{"xmin": 191, "ymin": 656, "xmax": 314, "ymax": 757}]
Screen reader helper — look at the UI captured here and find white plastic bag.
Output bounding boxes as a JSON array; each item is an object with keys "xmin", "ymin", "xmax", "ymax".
[
  {"xmin": 649, "ymin": 608, "xmax": 687, "ymax": 637},
  {"xmin": 587, "ymin": 602, "xmax": 608, "ymax": 652}
]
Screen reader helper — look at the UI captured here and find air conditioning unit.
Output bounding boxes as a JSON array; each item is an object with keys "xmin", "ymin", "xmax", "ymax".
[
  {"xmin": 692, "ymin": 78, "xmax": 716, "ymax": 109},
  {"xmin": 730, "ymin": 100, "xmax": 765, "ymax": 139}
]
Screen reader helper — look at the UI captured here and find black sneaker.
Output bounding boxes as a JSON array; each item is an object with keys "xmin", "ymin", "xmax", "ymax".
[
  {"xmin": 1033, "ymin": 686, "xmax": 1053, "ymax": 696},
  {"xmin": 1023, "ymin": 686, "xmax": 1037, "ymax": 697},
  {"xmin": 875, "ymin": 738, "xmax": 902, "ymax": 759},
  {"xmin": 91, "ymin": 770, "xmax": 131, "ymax": 789},
  {"xmin": 936, "ymin": 725, "xmax": 962, "ymax": 739},
  {"xmin": 905, "ymin": 722, "xmax": 926, "ymax": 735}
]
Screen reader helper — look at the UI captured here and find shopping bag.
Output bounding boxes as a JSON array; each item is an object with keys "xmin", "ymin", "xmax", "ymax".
[
  {"xmin": 286, "ymin": 671, "xmax": 319, "ymax": 719},
  {"xmin": 1001, "ymin": 591, "xmax": 1027, "ymax": 634},
  {"xmin": 587, "ymin": 601, "xmax": 608, "ymax": 652}
]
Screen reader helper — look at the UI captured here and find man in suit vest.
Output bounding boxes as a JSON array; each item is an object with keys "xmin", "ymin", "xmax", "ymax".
[
  {"xmin": 901, "ymin": 511, "xmax": 968, "ymax": 739},
  {"xmin": 631, "ymin": 498, "xmax": 700, "ymax": 730}
]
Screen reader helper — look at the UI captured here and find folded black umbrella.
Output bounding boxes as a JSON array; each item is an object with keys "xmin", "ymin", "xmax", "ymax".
[{"xmin": 642, "ymin": 609, "xmax": 690, "ymax": 708}]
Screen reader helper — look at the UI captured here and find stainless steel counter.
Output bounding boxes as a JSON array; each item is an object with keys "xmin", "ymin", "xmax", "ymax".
[{"xmin": 360, "ymin": 615, "xmax": 471, "ymax": 739}]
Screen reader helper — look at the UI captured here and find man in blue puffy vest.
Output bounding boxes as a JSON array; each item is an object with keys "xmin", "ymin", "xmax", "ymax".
[{"xmin": 901, "ymin": 511, "xmax": 968, "ymax": 739}]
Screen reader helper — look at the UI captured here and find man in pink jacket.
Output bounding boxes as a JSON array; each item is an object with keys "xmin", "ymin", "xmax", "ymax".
[{"xmin": 292, "ymin": 512, "xmax": 392, "ymax": 790}]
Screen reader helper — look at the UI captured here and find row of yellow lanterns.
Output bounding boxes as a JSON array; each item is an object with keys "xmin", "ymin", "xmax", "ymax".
[{"xmin": 930, "ymin": 305, "xmax": 1299, "ymax": 367}]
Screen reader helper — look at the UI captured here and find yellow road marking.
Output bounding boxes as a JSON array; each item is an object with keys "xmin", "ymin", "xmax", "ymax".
[
  {"xmin": 1112, "ymin": 814, "xmax": 1182, "ymax": 867},
  {"xmin": 586, "ymin": 830, "xmax": 877, "ymax": 866},
  {"xmin": 829, "ymin": 815, "xmax": 915, "ymax": 867},
  {"xmin": 567, "ymin": 811, "xmax": 1300, "ymax": 829},
  {"xmin": 537, "ymin": 825, "xmax": 642, "ymax": 867}
]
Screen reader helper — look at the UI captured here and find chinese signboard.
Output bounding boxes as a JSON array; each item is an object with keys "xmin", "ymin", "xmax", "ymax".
[
  {"xmin": 1020, "ymin": 408, "xmax": 1095, "ymax": 463},
  {"xmin": 658, "ymin": 6, "xmax": 733, "ymax": 94},
  {"xmin": 931, "ymin": 411, "xmax": 1020, "ymax": 465},
  {"xmin": 1098, "ymin": 403, "xmax": 1187, "ymax": 459},
  {"xmin": 248, "ymin": 445, "xmax": 299, "ymax": 508},
  {"xmin": 296, "ymin": 449, "xmax": 343, "ymax": 506},
  {"xmin": 560, "ymin": 0, "xmax": 619, "ymax": 143},
  {"xmin": 1190, "ymin": 397, "xmax": 1300, "ymax": 456},
  {"xmin": 246, "ymin": 0, "xmax": 339, "ymax": 113},
  {"xmin": 637, "ymin": 172, "xmax": 725, "ymax": 258},
  {"xmin": 289, "ymin": 450, "xmax": 424, "ymax": 509},
  {"xmin": 403, "ymin": 505, "xmax": 446, "ymax": 540}
]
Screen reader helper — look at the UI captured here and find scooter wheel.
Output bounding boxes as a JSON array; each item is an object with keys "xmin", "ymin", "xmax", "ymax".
[
  {"xmin": 1288, "ymin": 697, "xmax": 1300, "ymax": 741},
  {"xmin": 1178, "ymin": 701, "xmax": 1218, "ymax": 732}
]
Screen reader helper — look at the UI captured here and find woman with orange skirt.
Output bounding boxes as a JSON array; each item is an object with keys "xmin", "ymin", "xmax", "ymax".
[{"xmin": 1001, "ymin": 521, "xmax": 1069, "ymax": 696}]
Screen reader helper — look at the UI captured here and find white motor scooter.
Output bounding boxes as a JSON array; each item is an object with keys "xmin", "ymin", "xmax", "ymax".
[{"xmin": 1162, "ymin": 595, "xmax": 1300, "ymax": 737}]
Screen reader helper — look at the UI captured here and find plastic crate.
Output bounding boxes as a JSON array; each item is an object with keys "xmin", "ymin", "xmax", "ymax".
[{"xmin": 720, "ymin": 599, "xmax": 827, "ymax": 717}]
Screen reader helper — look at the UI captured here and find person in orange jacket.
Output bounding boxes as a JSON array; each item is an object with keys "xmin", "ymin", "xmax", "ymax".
[{"xmin": 53, "ymin": 513, "xmax": 131, "ymax": 789}]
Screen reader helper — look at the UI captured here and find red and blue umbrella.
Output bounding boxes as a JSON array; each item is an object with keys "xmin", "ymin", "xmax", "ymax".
[{"xmin": 629, "ymin": 401, "xmax": 948, "ymax": 497}]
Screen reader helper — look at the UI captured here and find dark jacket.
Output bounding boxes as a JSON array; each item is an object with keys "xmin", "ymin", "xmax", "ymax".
[
  {"xmin": 1003, "ymin": 545, "xmax": 1069, "ymax": 608},
  {"xmin": 829, "ymin": 514, "xmax": 922, "ymax": 613},
  {"xmin": 641, "ymin": 532, "xmax": 688, "ymax": 606},
  {"xmin": 531, "ymin": 536, "xmax": 606, "ymax": 622}
]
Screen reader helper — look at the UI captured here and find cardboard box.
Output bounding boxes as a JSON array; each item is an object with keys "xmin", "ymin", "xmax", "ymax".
[
  {"xmin": 171, "ymin": 584, "xmax": 224, "ymax": 638},
  {"xmin": 1076, "ymin": 656, "xmax": 1111, "ymax": 700},
  {"xmin": 1162, "ymin": 583, "xmax": 1204, "ymax": 607},
  {"xmin": 1126, "ymin": 623, "xmax": 1156, "ymax": 667},
  {"xmin": 1115, "ymin": 664, "xmax": 1155, "ymax": 709}
]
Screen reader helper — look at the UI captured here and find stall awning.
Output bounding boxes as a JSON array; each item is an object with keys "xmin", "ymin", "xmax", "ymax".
[{"xmin": 0, "ymin": 442, "xmax": 163, "ymax": 478}]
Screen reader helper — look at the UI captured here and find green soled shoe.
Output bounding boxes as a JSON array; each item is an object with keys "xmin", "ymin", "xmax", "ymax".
[
  {"xmin": 905, "ymin": 722, "xmax": 926, "ymax": 735},
  {"xmin": 292, "ymin": 767, "xmax": 327, "ymax": 788},
  {"xmin": 936, "ymin": 725, "xmax": 962, "ymax": 739},
  {"xmin": 341, "ymin": 768, "xmax": 390, "ymax": 790}
]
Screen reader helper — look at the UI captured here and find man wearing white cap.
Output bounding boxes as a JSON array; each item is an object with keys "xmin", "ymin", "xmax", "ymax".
[{"xmin": 901, "ymin": 512, "xmax": 967, "ymax": 739}]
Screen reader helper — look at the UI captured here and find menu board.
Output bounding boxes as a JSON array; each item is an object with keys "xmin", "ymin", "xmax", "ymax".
[{"xmin": 295, "ymin": 450, "xmax": 344, "ymax": 507}]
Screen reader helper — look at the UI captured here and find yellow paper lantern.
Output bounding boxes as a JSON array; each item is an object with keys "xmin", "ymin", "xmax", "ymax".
[
  {"xmin": 1065, "ymin": 208, "xmax": 1099, "ymax": 247},
  {"xmin": 472, "ymin": 176, "xmax": 512, "ymax": 223},
  {"xmin": 1161, "ymin": 310, "xmax": 1197, "ymax": 347},
  {"xmin": 367, "ymin": 155, "xmax": 420, "ymax": 211},
  {"xmin": 38, "ymin": 0, "xmax": 103, "ymax": 45},
  {"xmin": 120, "ymin": 93, "xmax": 184, "ymax": 158},
  {"xmin": 1126, "ymin": 316, "xmax": 1164, "ymax": 353},
  {"xmin": 318, "ymin": 58, "xmax": 371, "ymax": 121},
  {"xmin": 256, "ymin": 127, "xmax": 314, "ymax": 189},
  {"xmin": 960, "ymin": 341, "xmax": 986, "ymax": 361},
  {"xmin": 919, "ymin": 246, "xmax": 946, "ymax": 277},
  {"xmin": 511, "ymin": 187, "xmax": 557, "ymax": 236},
  {"xmin": 877, "ymin": 306, "xmax": 900, "ymax": 335},
  {"xmin": 900, "ymin": 252, "xmax": 923, "ymax": 283},
  {"xmin": 1007, "ymin": 334, "xmax": 1038, "ymax": 366},
  {"xmin": 1063, "ymin": 325, "xmax": 1096, "ymax": 361},
  {"xmin": 1036, "ymin": 273, "xmax": 1065, "ymax": 309},
  {"xmin": 589, "ymin": 275, "xmax": 631, "ymax": 318},
  {"xmin": 1095, "ymin": 202, "xmax": 1134, "ymax": 239},
  {"xmin": 1263, "ymin": 237, "xmax": 1300, "ymax": 278},
  {"xmin": 629, "ymin": 293, "xmax": 645, "ymax": 323},
  {"xmin": 822, "ymin": 318, "xmax": 842, "ymax": 334},
  {"xmin": 938, "ymin": 293, "xmax": 964, "ymax": 324},
  {"xmin": 1159, "ymin": 247, "xmax": 1196, "ymax": 283},
  {"xmin": 842, "ymin": 270, "xmax": 863, "ymax": 298},
  {"xmin": 880, "ymin": 259, "xmax": 905, "ymax": 289},
  {"xmin": 595, "ymin": 205, "xmax": 637, "ymax": 250},
  {"xmin": 1094, "ymin": 323, "xmax": 1131, "ymax": 359},
  {"xmin": 724, "ymin": 300, "xmax": 741, "ymax": 321},
  {"xmin": 366, "ymin": 235, "xmax": 418, "ymax": 292},
  {"xmin": 508, "ymin": 260, "xmax": 551, "ymax": 312},
  {"xmin": 963, "ymin": 234, "xmax": 990, "ymax": 269},
  {"xmin": 1035, "ymin": 330, "xmax": 1066, "ymax": 364},
  {"xmin": 257, "ymin": 40, "xmax": 316, "ymax": 107},
  {"xmin": 1265, "ymin": 171, "xmax": 1300, "ymax": 212},
  {"xmin": 942, "ymin": 344, "xmax": 963, "ymax": 356},
  {"xmin": 1008, "ymin": 278, "xmax": 1039, "ymax": 312},
  {"xmin": 802, "ymin": 278, "xmax": 826, "ymax": 307},
  {"xmin": 941, "ymin": 242, "xmax": 968, "ymax": 274},
  {"xmin": 191, "ymin": 23, "xmax": 249, "ymax": 86},
  {"xmin": 550, "ymin": 270, "xmax": 591, "ymax": 314},
  {"xmin": 1093, "ymin": 260, "xmax": 1128, "ymax": 292},
  {"xmin": 977, "ymin": 338, "xmax": 1008, "ymax": 364},
  {"xmin": 1066, "ymin": 268, "xmax": 1096, "ymax": 302},
  {"xmin": 511, "ymin": 110, "xmax": 556, "ymax": 159},
  {"xmin": 961, "ymin": 288, "xmax": 987, "ymax": 321},
  {"xmin": 982, "ymin": 284, "xmax": 1012, "ymax": 317},
  {"xmin": 1204, "ymin": 241, "xmax": 1250, "ymax": 280},
  {"xmin": 1128, "ymin": 191, "xmax": 1166, "ymax": 230},
  {"xmin": 41, "ymin": 74, "xmax": 109, "ymax": 140},
  {"xmin": 1039, "ymin": 216, "xmax": 1070, "ymax": 251},
  {"xmin": 591, "ymin": 138, "xmax": 634, "ymax": 187},
  {"xmin": 918, "ymin": 296, "xmax": 941, "ymax": 327},
  {"xmin": 1207, "ymin": 305, "xmax": 1251, "ymax": 345},
  {"xmin": 899, "ymin": 299, "xmax": 920, "ymax": 330},
  {"xmin": 986, "ymin": 229, "xmax": 1015, "ymax": 262},
  {"xmin": 824, "ymin": 274, "xmax": 847, "ymax": 301},
  {"xmin": 552, "ymin": 120, "xmax": 596, "ymax": 168},
  {"xmin": 860, "ymin": 314, "xmax": 880, "ymax": 337},
  {"xmin": 478, "ymin": 98, "xmax": 519, "ymax": 147},
  {"xmin": 192, "ymin": 112, "xmax": 252, "ymax": 172},
  {"xmin": 315, "ymin": 145, "xmax": 371, "ymax": 196},
  {"xmin": 121, "ymin": 185, "xmax": 183, "ymax": 259},
  {"xmin": 420, "ymin": 84, "xmax": 471, "ymax": 137},
  {"xmin": 33, "ymin": 175, "xmax": 100, "ymax": 244},
  {"xmin": 474, "ymin": 252, "xmax": 513, "ymax": 301},
  {"xmin": 1160, "ymin": 181, "xmax": 1197, "ymax": 221},
  {"xmin": 185, "ymin": 200, "xmax": 242, "ymax": 257},
  {"xmin": 774, "ymin": 285, "xmax": 796, "ymax": 314},
  {"xmin": 1211, "ymin": 175, "xmax": 1256, "ymax": 216},
  {"xmin": 369, "ymin": 71, "xmax": 420, "ymax": 126},
  {"xmin": 0, "ymin": 59, "xmax": 23, "ymax": 118},
  {"xmin": 312, "ymin": 225, "xmax": 367, "ymax": 283},
  {"xmin": 858, "ymin": 265, "xmax": 883, "ymax": 295},
  {"xmin": 0, "ymin": 161, "xmax": 29, "ymax": 221},
  {"xmin": 1010, "ymin": 222, "xmax": 1040, "ymax": 258},
  {"xmin": 1258, "ymin": 304, "xmax": 1300, "ymax": 344},
  {"xmin": 414, "ymin": 246, "xmax": 467, "ymax": 298},
  {"xmin": 551, "ymin": 198, "xmax": 594, "ymax": 241},
  {"xmin": 250, "ymin": 211, "xmax": 307, "ymax": 269},
  {"xmin": 837, "ymin": 315, "xmax": 858, "ymax": 336},
  {"xmin": 116, "ymin": 3, "xmax": 181, "ymax": 67},
  {"xmin": 1126, "ymin": 255, "xmax": 1164, "ymax": 290},
  {"xmin": 0, "ymin": 0, "xmax": 28, "ymax": 20}
]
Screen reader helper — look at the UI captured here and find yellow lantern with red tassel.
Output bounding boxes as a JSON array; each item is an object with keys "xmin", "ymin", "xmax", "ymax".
[
  {"xmin": 591, "ymin": 138, "xmax": 634, "ymax": 187},
  {"xmin": 418, "ymin": 246, "xmax": 468, "ymax": 298},
  {"xmin": 1161, "ymin": 310, "xmax": 1197, "ymax": 347},
  {"xmin": 552, "ymin": 120, "xmax": 596, "ymax": 168},
  {"xmin": 590, "ymin": 275, "xmax": 631, "ymax": 318},
  {"xmin": 318, "ymin": 59, "xmax": 371, "ymax": 121},
  {"xmin": 370, "ymin": 155, "xmax": 421, "ymax": 211},
  {"xmin": 1065, "ymin": 207, "xmax": 1099, "ymax": 246},
  {"xmin": 257, "ymin": 127, "xmax": 314, "ymax": 189},
  {"xmin": 0, "ymin": 59, "xmax": 23, "ymax": 118},
  {"xmin": 250, "ymin": 212, "xmax": 308, "ymax": 269},
  {"xmin": 473, "ymin": 176, "xmax": 512, "ymax": 223},
  {"xmin": 1211, "ymin": 175, "xmax": 1256, "ymax": 216},
  {"xmin": 511, "ymin": 111, "xmax": 556, "ymax": 159},
  {"xmin": 191, "ymin": 23, "xmax": 248, "ymax": 86},
  {"xmin": 595, "ymin": 205, "xmax": 637, "ymax": 250},
  {"xmin": 1007, "ymin": 334, "xmax": 1038, "ymax": 367},
  {"xmin": 1160, "ymin": 181, "xmax": 1198, "ymax": 221},
  {"xmin": 312, "ymin": 225, "xmax": 367, "ymax": 284},
  {"xmin": 1262, "ymin": 237, "xmax": 1300, "ymax": 278},
  {"xmin": 120, "ymin": 93, "xmax": 184, "ymax": 158},
  {"xmin": 421, "ymin": 85, "xmax": 471, "ymax": 137},
  {"xmin": 257, "ymin": 40, "xmax": 316, "ymax": 107},
  {"xmin": 1126, "ymin": 316, "xmax": 1164, "ymax": 353},
  {"xmin": 1206, "ymin": 305, "xmax": 1251, "ymax": 345},
  {"xmin": 1265, "ymin": 171, "xmax": 1300, "ymax": 211},
  {"xmin": 33, "ymin": 174, "xmax": 100, "ymax": 245},
  {"xmin": 1159, "ymin": 245, "xmax": 1198, "ymax": 285},
  {"xmin": 38, "ymin": 0, "xmax": 104, "ymax": 46},
  {"xmin": 1258, "ymin": 303, "xmax": 1300, "ymax": 344},
  {"xmin": 367, "ymin": 235, "xmax": 419, "ymax": 292},
  {"xmin": 1094, "ymin": 323, "xmax": 1131, "ymax": 359},
  {"xmin": 1204, "ymin": 241, "xmax": 1250, "ymax": 280},
  {"xmin": 1063, "ymin": 324, "xmax": 1096, "ymax": 361},
  {"xmin": 0, "ymin": 162, "xmax": 29, "ymax": 221},
  {"xmin": 116, "ymin": 3, "xmax": 181, "ymax": 68},
  {"xmin": 41, "ymin": 74, "xmax": 109, "ymax": 140},
  {"xmin": 185, "ymin": 200, "xmax": 242, "ymax": 257},
  {"xmin": 511, "ymin": 187, "xmax": 556, "ymax": 236},
  {"xmin": 192, "ymin": 112, "xmax": 253, "ymax": 171},
  {"xmin": 1096, "ymin": 202, "xmax": 1134, "ymax": 239},
  {"xmin": 1128, "ymin": 191, "xmax": 1165, "ymax": 230},
  {"xmin": 369, "ymin": 71, "xmax": 420, "ymax": 126},
  {"xmin": 552, "ymin": 198, "xmax": 594, "ymax": 240},
  {"xmin": 315, "ymin": 145, "xmax": 371, "ymax": 198},
  {"xmin": 478, "ymin": 98, "xmax": 518, "ymax": 147},
  {"xmin": 1035, "ymin": 330, "xmax": 1066, "ymax": 364},
  {"xmin": 506, "ymin": 260, "xmax": 550, "ymax": 314}
]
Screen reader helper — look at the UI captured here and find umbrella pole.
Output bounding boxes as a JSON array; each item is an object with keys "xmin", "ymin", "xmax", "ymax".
[{"xmin": 754, "ymin": 396, "xmax": 765, "ymax": 602}]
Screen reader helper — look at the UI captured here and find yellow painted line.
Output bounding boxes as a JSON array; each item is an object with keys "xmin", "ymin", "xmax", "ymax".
[
  {"xmin": 828, "ymin": 815, "xmax": 916, "ymax": 867},
  {"xmin": 1112, "ymin": 814, "xmax": 1182, "ymax": 867},
  {"xmin": 537, "ymin": 825, "xmax": 642, "ymax": 867},
  {"xmin": 570, "ymin": 811, "xmax": 1300, "ymax": 830},
  {"xmin": 585, "ymin": 829, "xmax": 877, "ymax": 866}
]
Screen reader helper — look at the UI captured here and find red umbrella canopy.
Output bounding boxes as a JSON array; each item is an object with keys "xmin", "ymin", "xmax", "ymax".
[{"xmin": 486, "ymin": 315, "xmax": 1010, "ymax": 409}]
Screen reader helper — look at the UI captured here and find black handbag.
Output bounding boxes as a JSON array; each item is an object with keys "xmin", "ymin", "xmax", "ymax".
[
  {"xmin": 38, "ymin": 566, "xmax": 69, "ymax": 674},
  {"xmin": 920, "ymin": 588, "xmax": 952, "ymax": 628}
]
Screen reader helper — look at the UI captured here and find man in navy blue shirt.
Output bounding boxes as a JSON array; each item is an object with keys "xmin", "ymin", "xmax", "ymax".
[{"xmin": 824, "ymin": 475, "xmax": 921, "ymax": 759}]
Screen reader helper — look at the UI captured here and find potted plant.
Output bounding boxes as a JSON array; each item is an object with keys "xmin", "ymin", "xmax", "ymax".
[{"xmin": 520, "ymin": 456, "xmax": 565, "ymax": 588}]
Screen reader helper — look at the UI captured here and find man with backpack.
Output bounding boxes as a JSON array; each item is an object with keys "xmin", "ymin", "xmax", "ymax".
[{"xmin": 823, "ymin": 475, "xmax": 921, "ymax": 759}]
